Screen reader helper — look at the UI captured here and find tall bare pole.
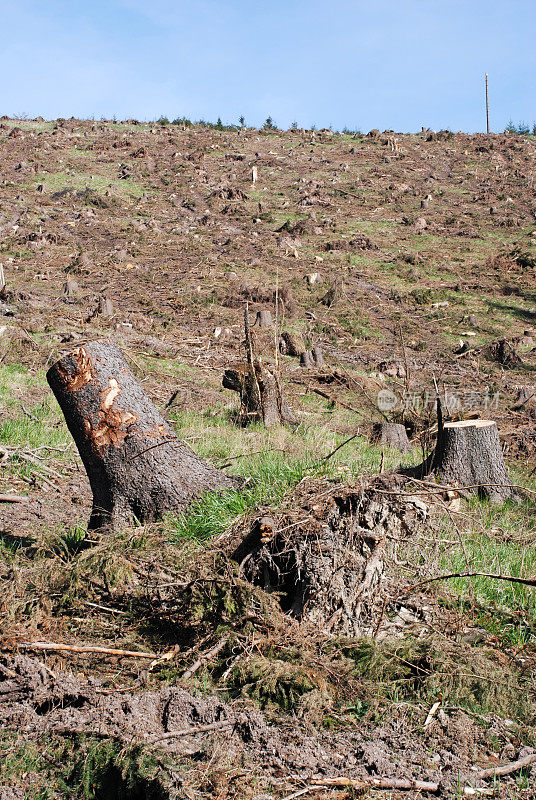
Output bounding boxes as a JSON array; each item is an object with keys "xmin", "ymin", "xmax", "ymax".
[{"xmin": 485, "ymin": 73, "xmax": 490, "ymax": 134}]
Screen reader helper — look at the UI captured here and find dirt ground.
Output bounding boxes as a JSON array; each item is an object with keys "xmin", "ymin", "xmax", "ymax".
[{"xmin": 1, "ymin": 118, "xmax": 536, "ymax": 799}]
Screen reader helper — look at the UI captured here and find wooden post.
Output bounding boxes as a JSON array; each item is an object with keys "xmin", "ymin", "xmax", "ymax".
[{"xmin": 485, "ymin": 73, "xmax": 490, "ymax": 134}]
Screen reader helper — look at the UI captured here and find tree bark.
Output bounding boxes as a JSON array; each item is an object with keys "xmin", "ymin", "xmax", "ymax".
[
  {"xmin": 404, "ymin": 419, "xmax": 513, "ymax": 503},
  {"xmin": 279, "ymin": 331, "xmax": 305, "ymax": 357},
  {"xmin": 234, "ymin": 486, "xmax": 428, "ymax": 636},
  {"xmin": 300, "ymin": 351, "xmax": 314, "ymax": 368},
  {"xmin": 372, "ymin": 422, "xmax": 411, "ymax": 452},
  {"xmin": 222, "ymin": 363, "xmax": 296, "ymax": 427},
  {"xmin": 312, "ymin": 346, "xmax": 324, "ymax": 368},
  {"xmin": 47, "ymin": 339, "xmax": 238, "ymax": 529},
  {"xmin": 223, "ymin": 307, "xmax": 296, "ymax": 427}
]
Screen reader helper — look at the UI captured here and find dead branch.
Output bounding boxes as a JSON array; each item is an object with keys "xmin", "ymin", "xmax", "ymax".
[
  {"xmin": 182, "ymin": 637, "xmax": 228, "ymax": 680},
  {"xmin": 321, "ymin": 428, "xmax": 360, "ymax": 463},
  {"xmin": 402, "ymin": 571, "xmax": 536, "ymax": 593},
  {"xmin": 147, "ymin": 719, "xmax": 234, "ymax": 743},
  {"xmin": 311, "ymin": 776, "xmax": 440, "ymax": 792},
  {"xmin": 477, "ymin": 751, "xmax": 536, "ymax": 779},
  {"xmin": 17, "ymin": 641, "xmax": 159, "ymax": 659},
  {"xmin": 0, "ymin": 494, "xmax": 28, "ymax": 503}
]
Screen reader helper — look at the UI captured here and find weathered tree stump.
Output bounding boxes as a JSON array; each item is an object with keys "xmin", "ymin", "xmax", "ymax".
[
  {"xmin": 279, "ymin": 331, "xmax": 305, "ymax": 357},
  {"xmin": 320, "ymin": 277, "xmax": 344, "ymax": 307},
  {"xmin": 222, "ymin": 307, "xmax": 296, "ymax": 427},
  {"xmin": 223, "ymin": 363, "xmax": 296, "ymax": 427},
  {"xmin": 47, "ymin": 340, "xmax": 238, "ymax": 529},
  {"xmin": 234, "ymin": 485, "xmax": 428, "ymax": 636},
  {"xmin": 372, "ymin": 422, "xmax": 411, "ymax": 452},
  {"xmin": 63, "ymin": 279, "xmax": 79, "ymax": 302},
  {"xmin": 98, "ymin": 296, "xmax": 114, "ymax": 317},
  {"xmin": 255, "ymin": 309, "xmax": 273, "ymax": 328},
  {"xmin": 312, "ymin": 346, "xmax": 324, "ymax": 368},
  {"xmin": 299, "ymin": 351, "xmax": 314, "ymax": 369},
  {"xmin": 405, "ymin": 419, "xmax": 513, "ymax": 503}
]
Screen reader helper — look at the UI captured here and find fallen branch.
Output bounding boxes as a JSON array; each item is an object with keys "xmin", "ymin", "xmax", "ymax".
[
  {"xmin": 182, "ymin": 637, "xmax": 228, "ymax": 680},
  {"xmin": 320, "ymin": 428, "xmax": 360, "ymax": 463},
  {"xmin": 147, "ymin": 719, "xmax": 233, "ymax": 743},
  {"xmin": 311, "ymin": 776, "xmax": 439, "ymax": 792},
  {"xmin": 17, "ymin": 641, "xmax": 158, "ymax": 659},
  {"xmin": 0, "ymin": 494, "xmax": 27, "ymax": 503},
  {"xmin": 477, "ymin": 751, "xmax": 536, "ymax": 780},
  {"xmin": 403, "ymin": 571, "xmax": 536, "ymax": 592}
]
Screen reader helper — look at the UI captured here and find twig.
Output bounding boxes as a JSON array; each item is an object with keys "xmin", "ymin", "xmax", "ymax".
[
  {"xmin": 333, "ymin": 187, "xmax": 365, "ymax": 200},
  {"xmin": 320, "ymin": 428, "xmax": 360, "ymax": 463},
  {"xmin": 182, "ymin": 637, "xmax": 228, "ymax": 680},
  {"xmin": 17, "ymin": 641, "xmax": 158, "ymax": 659},
  {"xmin": 217, "ymin": 446, "xmax": 285, "ymax": 468},
  {"xmin": 20, "ymin": 403, "xmax": 39, "ymax": 423},
  {"xmin": 127, "ymin": 438, "xmax": 180, "ymax": 462},
  {"xmin": 147, "ymin": 719, "xmax": 233, "ymax": 743},
  {"xmin": 477, "ymin": 752, "xmax": 536, "ymax": 779},
  {"xmin": 0, "ymin": 494, "xmax": 27, "ymax": 503},
  {"xmin": 310, "ymin": 776, "xmax": 439, "ymax": 792},
  {"xmin": 402, "ymin": 571, "xmax": 536, "ymax": 593}
]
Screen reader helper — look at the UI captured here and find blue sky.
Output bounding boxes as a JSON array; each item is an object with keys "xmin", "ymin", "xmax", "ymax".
[{"xmin": 1, "ymin": 0, "xmax": 534, "ymax": 132}]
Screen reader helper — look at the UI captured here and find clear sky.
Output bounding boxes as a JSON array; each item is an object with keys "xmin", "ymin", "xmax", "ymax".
[{"xmin": 1, "ymin": 0, "xmax": 534, "ymax": 133}]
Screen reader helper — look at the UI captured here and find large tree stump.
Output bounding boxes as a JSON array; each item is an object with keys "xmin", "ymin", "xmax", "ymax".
[
  {"xmin": 372, "ymin": 422, "xmax": 411, "ymax": 452},
  {"xmin": 233, "ymin": 485, "xmax": 428, "ymax": 636},
  {"xmin": 405, "ymin": 419, "xmax": 513, "ymax": 503},
  {"xmin": 47, "ymin": 340, "xmax": 238, "ymax": 529}
]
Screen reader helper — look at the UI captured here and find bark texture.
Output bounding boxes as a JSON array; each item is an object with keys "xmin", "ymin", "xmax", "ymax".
[
  {"xmin": 47, "ymin": 339, "xmax": 237, "ymax": 529},
  {"xmin": 372, "ymin": 422, "xmax": 411, "ymax": 452},
  {"xmin": 234, "ymin": 485, "xmax": 428, "ymax": 636},
  {"xmin": 222, "ymin": 307, "xmax": 296, "ymax": 427},
  {"xmin": 432, "ymin": 420, "xmax": 512, "ymax": 502},
  {"xmin": 404, "ymin": 419, "xmax": 512, "ymax": 503},
  {"xmin": 222, "ymin": 363, "xmax": 296, "ymax": 427}
]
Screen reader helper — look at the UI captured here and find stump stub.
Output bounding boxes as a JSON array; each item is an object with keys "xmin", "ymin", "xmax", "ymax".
[{"xmin": 372, "ymin": 422, "xmax": 411, "ymax": 452}]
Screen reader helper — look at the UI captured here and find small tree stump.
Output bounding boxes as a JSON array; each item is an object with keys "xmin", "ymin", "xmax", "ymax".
[
  {"xmin": 406, "ymin": 419, "xmax": 513, "ymax": 503},
  {"xmin": 223, "ymin": 307, "xmax": 296, "ymax": 427},
  {"xmin": 223, "ymin": 363, "xmax": 296, "ymax": 427},
  {"xmin": 320, "ymin": 276, "xmax": 344, "ymax": 307},
  {"xmin": 98, "ymin": 296, "xmax": 114, "ymax": 317},
  {"xmin": 312, "ymin": 346, "xmax": 324, "ymax": 368},
  {"xmin": 47, "ymin": 340, "xmax": 237, "ymax": 529},
  {"xmin": 63, "ymin": 279, "xmax": 79, "ymax": 302},
  {"xmin": 372, "ymin": 422, "xmax": 411, "ymax": 452},
  {"xmin": 255, "ymin": 309, "xmax": 273, "ymax": 328},
  {"xmin": 279, "ymin": 331, "xmax": 304, "ymax": 357},
  {"xmin": 300, "ymin": 351, "xmax": 314, "ymax": 368}
]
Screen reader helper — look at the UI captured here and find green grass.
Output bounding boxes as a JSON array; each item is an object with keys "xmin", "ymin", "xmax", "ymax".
[
  {"xmin": 166, "ymin": 406, "xmax": 420, "ymax": 541},
  {"xmin": 30, "ymin": 170, "xmax": 144, "ymax": 201},
  {"xmin": 437, "ymin": 492, "xmax": 536, "ymax": 630},
  {"xmin": 0, "ymin": 364, "xmax": 72, "ymax": 485}
]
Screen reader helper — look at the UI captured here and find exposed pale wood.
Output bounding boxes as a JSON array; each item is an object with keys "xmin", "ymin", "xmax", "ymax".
[
  {"xmin": 18, "ymin": 641, "xmax": 158, "ymax": 659},
  {"xmin": 478, "ymin": 751, "xmax": 536, "ymax": 779}
]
